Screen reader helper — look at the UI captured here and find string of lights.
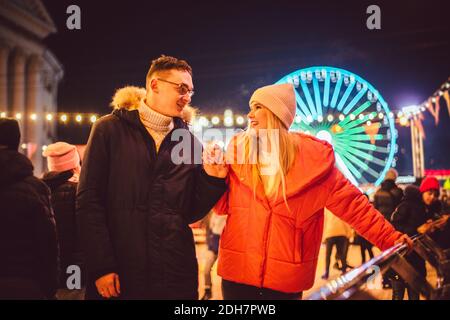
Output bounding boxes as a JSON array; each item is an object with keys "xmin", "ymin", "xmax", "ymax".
[
  {"xmin": 2, "ymin": 76, "xmax": 448, "ymax": 128},
  {"xmin": 0, "ymin": 109, "xmax": 400, "ymax": 127}
]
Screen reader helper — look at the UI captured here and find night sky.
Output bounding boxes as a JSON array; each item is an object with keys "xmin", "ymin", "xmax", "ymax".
[{"xmin": 42, "ymin": 0, "xmax": 450, "ymax": 173}]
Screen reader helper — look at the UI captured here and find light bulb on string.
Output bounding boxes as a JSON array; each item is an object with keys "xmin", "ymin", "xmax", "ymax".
[
  {"xmin": 236, "ymin": 116, "xmax": 245, "ymax": 125},
  {"xmin": 211, "ymin": 116, "xmax": 220, "ymax": 125}
]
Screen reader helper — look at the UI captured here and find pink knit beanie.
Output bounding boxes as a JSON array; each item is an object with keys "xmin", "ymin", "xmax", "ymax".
[
  {"xmin": 43, "ymin": 142, "xmax": 81, "ymax": 172},
  {"xmin": 249, "ymin": 83, "xmax": 296, "ymax": 129}
]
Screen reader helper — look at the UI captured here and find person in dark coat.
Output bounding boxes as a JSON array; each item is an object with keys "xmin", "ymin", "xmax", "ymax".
[
  {"xmin": 374, "ymin": 168, "xmax": 404, "ymax": 220},
  {"xmin": 0, "ymin": 118, "xmax": 58, "ymax": 299},
  {"xmin": 390, "ymin": 177, "xmax": 441, "ymax": 300},
  {"xmin": 374, "ymin": 168, "xmax": 403, "ymax": 288},
  {"xmin": 76, "ymin": 55, "xmax": 228, "ymax": 300},
  {"xmin": 42, "ymin": 142, "xmax": 85, "ymax": 300},
  {"xmin": 354, "ymin": 194, "xmax": 375, "ymax": 264}
]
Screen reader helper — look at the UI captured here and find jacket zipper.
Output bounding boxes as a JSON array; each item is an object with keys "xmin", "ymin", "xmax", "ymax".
[{"xmin": 260, "ymin": 197, "xmax": 273, "ymax": 289}]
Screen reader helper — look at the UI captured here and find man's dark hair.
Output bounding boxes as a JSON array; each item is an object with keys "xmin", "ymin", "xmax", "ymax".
[{"xmin": 146, "ymin": 55, "xmax": 192, "ymax": 81}]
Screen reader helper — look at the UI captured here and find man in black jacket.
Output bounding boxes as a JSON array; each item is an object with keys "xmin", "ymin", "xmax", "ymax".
[
  {"xmin": 0, "ymin": 118, "xmax": 58, "ymax": 299},
  {"xmin": 374, "ymin": 168, "xmax": 403, "ymax": 220},
  {"xmin": 76, "ymin": 55, "xmax": 228, "ymax": 299}
]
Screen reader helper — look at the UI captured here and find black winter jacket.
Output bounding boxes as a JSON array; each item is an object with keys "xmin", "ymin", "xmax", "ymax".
[
  {"xmin": 76, "ymin": 101, "xmax": 227, "ymax": 299},
  {"xmin": 42, "ymin": 171, "xmax": 84, "ymax": 288},
  {"xmin": 390, "ymin": 185, "xmax": 441, "ymax": 277},
  {"xmin": 0, "ymin": 150, "xmax": 58, "ymax": 299},
  {"xmin": 374, "ymin": 179, "xmax": 403, "ymax": 220},
  {"xmin": 391, "ymin": 185, "xmax": 432, "ymax": 236}
]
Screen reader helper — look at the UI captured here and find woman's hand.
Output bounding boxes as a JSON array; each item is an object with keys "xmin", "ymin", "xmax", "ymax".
[
  {"xmin": 95, "ymin": 273, "xmax": 121, "ymax": 299},
  {"xmin": 394, "ymin": 234, "xmax": 413, "ymax": 250}
]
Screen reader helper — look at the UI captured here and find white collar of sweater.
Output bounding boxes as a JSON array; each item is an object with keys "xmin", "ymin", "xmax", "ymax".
[{"xmin": 138, "ymin": 99, "xmax": 174, "ymax": 132}]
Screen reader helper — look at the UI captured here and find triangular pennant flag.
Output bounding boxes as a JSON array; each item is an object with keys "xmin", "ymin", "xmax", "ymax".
[
  {"xmin": 443, "ymin": 90, "xmax": 450, "ymax": 117},
  {"xmin": 425, "ymin": 97, "xmax": 439, "ymax": 126},
  {"xmin": 434, "ymin": 96, "xmax": 440, "ymax": 125}
]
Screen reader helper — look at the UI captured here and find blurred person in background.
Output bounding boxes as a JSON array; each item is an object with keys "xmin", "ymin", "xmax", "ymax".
[
  {"xmin": 321, "ymin": 208, "xmax": 353, "ymax": 280},
  {"xmin": 390, "ymin": 176, "xmax": 441, "ymax": 300},
  {"xmin": 0, "ymin": 118, "xmax": 58, "ymax": 299},
  {"xmin": 200, "ymin": 210, "xmax": 227, "ymax": 300},
  {"xmin": 42, "ymin": 142, "xmax": 85, "ymax": 300},
  {"xmin": 374, "ymin": 168, "xmax": 403, "ymax": 289}
]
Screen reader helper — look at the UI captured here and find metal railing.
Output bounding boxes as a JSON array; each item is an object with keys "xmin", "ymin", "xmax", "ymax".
[{"xmin": 306, "ymin": 216, "xmax": 450, "ymax": 300}]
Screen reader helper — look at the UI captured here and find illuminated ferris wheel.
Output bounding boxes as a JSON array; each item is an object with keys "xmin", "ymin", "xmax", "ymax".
[{"xmin": 276, "ymin": 66, "xmax": 398, "ymax": 193}]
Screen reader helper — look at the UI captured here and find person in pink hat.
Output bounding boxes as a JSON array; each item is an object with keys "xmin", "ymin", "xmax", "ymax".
[
  {"xmin": 390, "ymin": 176, "xmax": 442, "ymax": 300},
  {"xmin": 213, "ymin": 83, "xmax": 412, "ymax": 299},
  {"xmin": 42, "ymin": 142, "xmax": 85, "ymax": 299},
  {"xmin": 419, "ymin": 176, "xmax": 441, "ymax": 211},
  {"xmin": 43, "ymin": 142, "xmax": 81, "ymax": 183}
]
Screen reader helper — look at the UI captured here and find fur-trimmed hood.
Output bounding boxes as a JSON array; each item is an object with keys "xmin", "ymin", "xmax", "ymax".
[{"xmin": 110, "ymin": 86, "xmax": 195, "ymax": 123}]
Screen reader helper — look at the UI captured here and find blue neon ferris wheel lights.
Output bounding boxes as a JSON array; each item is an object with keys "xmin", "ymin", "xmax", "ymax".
[{"xmin": 276, "ymin": 66, "xmax": 398, "ymax": 193}]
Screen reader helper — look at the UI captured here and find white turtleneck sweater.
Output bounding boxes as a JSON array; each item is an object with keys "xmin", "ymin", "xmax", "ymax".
[{"xmin": 138, "ymin": 100, "xmax": 174, "ymax": 152}]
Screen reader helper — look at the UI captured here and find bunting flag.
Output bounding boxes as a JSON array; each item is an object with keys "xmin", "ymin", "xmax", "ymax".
[
  {"xmin": 434, "ymin": 96, "xmax": 440, "ymax": 125},
  {"xmin": 425, "ymin": 97, "xmax": 440, "ymax": 125},
  {"xmin": 443, "ymin": 90, "xmax": 450, "ymax": 117}
]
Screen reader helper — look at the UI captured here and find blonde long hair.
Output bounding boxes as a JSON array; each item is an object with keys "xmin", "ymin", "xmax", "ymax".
[{"xmin": 237, "ymin": 108, "xmax": 298, "ymax": 207}]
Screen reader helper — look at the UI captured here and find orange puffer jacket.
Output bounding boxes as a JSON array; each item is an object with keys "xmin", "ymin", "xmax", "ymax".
[{"xmin": 214, "ymin": 132, "xmax": 403, "ymax": 293}]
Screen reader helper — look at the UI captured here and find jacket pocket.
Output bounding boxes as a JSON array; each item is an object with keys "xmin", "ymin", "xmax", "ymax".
[
  {"xmin": 294, "ymin": 229, "xmax": 303, "ymax": 263},
  {"xmin": 301, "ymin": 212, "xmax": 324, "ymax": 262}
]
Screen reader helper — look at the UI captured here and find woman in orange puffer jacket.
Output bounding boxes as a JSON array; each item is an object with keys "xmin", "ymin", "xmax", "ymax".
[{"xmin": 213, "ymin": 83, "xmax": 411, "ymax": 300}]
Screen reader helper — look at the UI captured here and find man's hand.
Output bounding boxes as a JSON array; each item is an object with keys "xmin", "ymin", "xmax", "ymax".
[
  {"xmin": 394, "ymin": 234, "xmax": 413, "ymax": 251},
  {"xmin": 95, "ymin": 273, "xmax": 121, "ymax": 299},
  {"xmin": 203, "ymin": 143, "xmax": 228, "ymax": 178}
]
